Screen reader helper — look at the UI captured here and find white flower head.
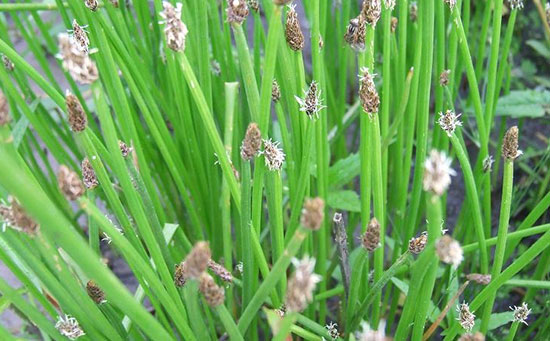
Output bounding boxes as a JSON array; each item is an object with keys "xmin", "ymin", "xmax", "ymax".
[
  {"xmin": 436, "ymin": 235, "xmax": 464, "ymax": 268},
  {"xmin": 510, "ymin": 302, "xmax": 531, "ymax": 325},
  {"xmin": 262, "ymin": 139, "xmax": 285, "ymax": 171},
  {"xmin": 423, "ymin": 150, "xmax": 456, "ymax": 196},
  {"xmin": 295, "ymin": 81, "xmax": 326, "ymax": 120},
  {"xmin": 457, "ymin": 302, "xmax": 475, "ymax": 332},
  {"xmin": 483, "ymin": 155, "xmax": 494, "ymax": 173},
  {"xmin": 55, "ymin": 315, "xmax": 85, "ymax": 340},
  {"xmin": 438, "ymin": 110, "xmax": 462, "ymax": 137},
  {"xmin": 508, "ymin": 0, "xmax": 524, "ymax": 10},
  {"xmin": 356, "ymin": 319, "xmax": 386, "ymax": 341},
  {"xmin": 160, "ymin": 2, "xmax": 188, "ymax": 52},
  {"xmin": 325, "ymin": 321, "xmax": 340, "ymax": 340},
  {"xmin": 285, "ymin": 256, "xmax": 322, "ymax": 312}
]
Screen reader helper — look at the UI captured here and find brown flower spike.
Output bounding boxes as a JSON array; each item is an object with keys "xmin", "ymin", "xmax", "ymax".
[
  {"xmin": 285, "ymin": 256, "xmax": 321, "ymax": 312},
  {"xmin": 361, "ymin": 0, "xmax": 381, "ymax": 27},
  {"xmin": 241, "ymin": 122, "xmax": 262, "ymax": 160},
  {"xmin": 502, "ymin": 126, "xmax": 521, "ymax": 160},
  {"xmin": 466, "ymin": 273, "xmax": 491, "ymax": 285},
  {"xmin": 285, "ymin": 4, "xmax": 304, "ymax": 51},
  {"xmin": 362, "ymin": 217, "xmax": 380, "ymax": 252},
  {"xmin": 227, "ymin": 0, "xmax": 249, "ymax": 24},
  {"xmin": 0, "ymin": 197, "xmax": 39, "ymax": 235},
  {"xmin": 81, "ymin": 158, "xmax": 99, "ymax": 189},
  {"xmin": 181, "ymin": 241, "xmax": 211, "ymax": 279},
  {"xmin": 272, "ymin": 79, "xmax": 281, "ymax": 103},
  {"xmin": 300, "ymin": 197, "xmax": 325, "ymax": 231},
  {"xmin": 199, "ymin": 273, "xmax": 225, "ymax": 307},
  {"xmin": 57, "ymin": 165, "xmax": 85, "ymax": 200},
  {"xmin": 0, "ymin": 90, "xmax": 10, "ymax": 126},
  {"xmin": 66, "ymin": 92, "xmax": 87, "ymax": 132},
  {"xmin": 408, "ymin": 231, "xmax": 428, "ymax": 254},
  {"xmin": 359, "ymin": 67, "xmax": 379, "ymax": 117},
  {"xmin": 208, "ymin": 259, "xmax": 233, "ymax": 283},
  {"xmin": 440, "ymin": 69, "xmax": 450, "ymax": 87},
  {"xmin": 86, "ymin": 280, "xmax": 106, "ymax": 304},
  {"xmin": 2, "ymin": 55, "xmax": 14, "ymax": 71},
  {"xmin": 84, "ymin": 0, "xmax": 99, "ymax": 11},
  {"xmin": 160, "ymin": 2, "xmax": 188, "ymax": 52},
  {"xmin": 344, "ymin": 15, "xmax": 367, "ymax": 52},
  {"xmin": 71, "ymin": 20, "xmax": 90, "ymax": 54},
  {"xmin": 58, "ymin": 33, "xmax": 98, "ymax": 84}
]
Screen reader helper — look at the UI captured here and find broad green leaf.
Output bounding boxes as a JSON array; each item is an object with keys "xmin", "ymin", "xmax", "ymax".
[
  {"xmin": 327, "ymin": 190, "xmax": 361, "ymax": 212},
  {"xmin": 527, "ymin": 40, "xmax": 550, "ymax": 59},
  {"xmin": 328, "ymin": 153, "xmax": 360, "ymax": 188},
  {"xmin": 495, "ymin": 90, "xmax": 550, "ymax": 118}
]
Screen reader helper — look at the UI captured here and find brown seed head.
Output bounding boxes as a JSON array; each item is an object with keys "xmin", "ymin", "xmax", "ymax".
[
  {"xmin": 502, "ymin": 126, "xmax": 521, "ymax": 160},
  {"xmin": 300, "ymin": 197, "xmax": 325, "ymax": 231},
  {"xmin": 227, "ymin": 0, "xmax": 249, "ymax": 24},
  {"xmin": 86, "ymin": 280, "xmax": 106, "ymax": 304},
  {"xmin": 65, "ymin": 92, "xmax": 87, "ymax": 132},
  {"xmin": 263, "ymin": 139, "xmax": 286, "ymax": 171},
  {"xmin": 57, "ymin": 165, "xmax": 85, "ymax": 200},
  {"xmin": 272, "ymin": 79, "xmax": 281, "ymax": 103},
  {"xmin": 174, "ymin": 262, "xmax": 187, "ymax": 287},
  {"xmin": 199, "ymin": 273, "xmax": 225, "ymax": 307},
  {"xmin": 119, "ymin": 140, "xmax": 132, "ymax": 158},
  {"xmin": 248, "ymin": 0, "xmax": 260, "ymax": 12},
  {"xmin": 241, "ymin": 122, "xmax": 262, "ymax": 161},
  {"xmin": 409, "ymin": 2, "xmax": 418, "ymax": 22},
  {"xmin": 72, "ymin": 19, "xmax": 90, "ymax": 54},
  {"xmin": 160, "ymin": 2, "xmax": 188, "ymax": 52},
  {"xmin": 438, "ymin": 109, "xmax": 462, "ymax": 137},
  {"xmin": 359, "ymin": 67, "xmax": 379, "ymax": 117},
  {"xmin": 208, "ymin": 259, "xmax": 233, "ymax": 283},
  {"xmin": 457, "ymin": 302, "xmax": 475, "ymax": 332},
  {"xmin": 55, "ymin": 315, "xmax": 85, "ymax": 340},
  {"xmin": 182, "ymin": 241, "xmax": 211, "ymax": 279},
  {"xmin": 81, "ymin": 158, "xmax": 99, "ymax": 189},
  {"xmin": 0, "ymin": 90, "xmax": 10, "ymax": 126},
  {"xmin": 391, "ymin": 17, "xmax": 398, "ymax": 33},
  {"xmin": 511, "ymin": 302, "xmax": 531, "ymax": 325},
  {"xmin": 466, "ymin": 273, "xmax": 491, "ymax": 285},
  {"xmin": 85, "ymin": 0, "xmax": 99, "ymax": 11},
  {"xmin": 440, "ymin": 69, "xmax": 451, "ymax": 87},
  {"xmin": 361, "ymin": 0, "xmax": 381, "ymax": 27},
  {"xmin": 285, "ymin": 256, "xmax": 321, "ymax": 312},
  {"xmin": 458, "ymin": 332, "xmax": 485, "ymax": 341},
  {"xmin": 362, "ymin": 217, "xmax": 381, "ymax": 252},
  {"xmin": 296, "ymin": 81, "xmax": 326, "ymax": 119},
  {"xmin": 2, "ymin": 55, "xmax": 14, "ymax": 71},
  {"xmin": 0, "ymin": 197, "xmax": 39, "ymax": 235},
  {"xmin": 285, "ymin": 4, "xmax": 304, "ymax": 51},
  {"xmin": 344, "ymin": 15, "xmax": 367, "ymax": 52},
  {"xmin": 408, "ymin": 231, "xmax": 428, "ymax": 254},
  {"xmin": 58, "ymin": 33, "xmax": 98, "ymax": 84}
]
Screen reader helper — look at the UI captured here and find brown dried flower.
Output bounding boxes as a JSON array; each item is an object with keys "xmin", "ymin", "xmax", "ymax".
[
  {"xmin": 81, "ymin": 158, "xmax": 99, "ymax": 189},
  {"xmin": 359, "ymin": 67, "xmax": 379, "ymax": 117},
  {"xmin": 174, "ymin": 262, "xmax": 187, "ymax": 287},
  {"xmin": 58, "ymin": 33, "xmax": 98, "ymax": 84},
  {"xmin": 438, "ymin": 109, "xmax": 462, "ymax": 137},
  {"xmin": 71, "ymin": 19, "xmax": 90, "ymax": 54},
  {"xmin": 208, "ymin": 259, "xmax": 233, "ymax": 283},
  {"xmin": 262, "ymin": 138, "xmax": 285, "ymax": 171},
  {"xmin": 248, "ymin": 0, "xmax": 259, "ymax": 12},
  {"xmin": 457, "ymin": 302, "xmax": 475, "ymax": 332},
  {"xmin": 240, "ymin": 122, "xmax": 262, "ymax": 161},
  {"xmin": 466, "ymin": 273, "xmax": 491, "ymax": 285},
  {"xmin": 300, "ymin": 197, "xmax": 325, "ymax": 231},
  {"xmin": 409, "ymin": 2, "xmax": 418, "ymax": 22},
  {"xmin": 436, "ymin": 235, "xmax": 463, "ymax": 268},
  {"xmin": 86, "ymin": 280, "xmax": 106, "ymax": 304},
  {"xmin": 285, "ymin": 256, "xmax": 321, "ymax": 312},
  {"xmin": 361, "ymin": 0, "xmax": 381, "ymax": 27},
  {"xmin": 65, "ymin": 92, "xmax": 87, "ymax": 132},
  {"xmin": 160, "ymin": 2, "xmax": 188, "ymax": 52},
  {"xmin": 0, "ymin": 197, "xmax": 39, "ymax": 235},
  {"xmin": 199, "ymin": 273, "xmax": 225, "ymax": 307},
  {"xmin": 2, "ymin": 55, "xmax": 14, "ymax": 71},
  {"xmin": 85, "ymin": 0, "xmax": 99, "ymax": 11},
  {"xmin": 119, "ymin": 140, "xmax": 132, "ymax": 158},
  {"xmin": 181, "ymin": 241, "xmax": 211, "ymax": 279},
  {"xmin": 440, "ymin": 69, "xmax": 450, "ymax": 87},
  {"xmin": 362, "ymin": 217, "xmax": 380, "ymax": 252},
  {"xmin": 0, "ymin": 90, "xmax": 10, "ymax": 126},
  {"xmin": 408, "ymin": 231, "xmax": 428, "ymax": 254},
  {"xmin": 344, "ymin": 15, "xmax": 367, "ymax": 52},
  {"xmin": 285, "ymin": 4, "xmax": 304, "ymax": 51},
  {"xmin": 295, "ymin": 81, "xmax": 326, "ymax": 119},
  {"xmin": 55, "ymin": 315, "xmax": 85, "ymax": 340},
  {"xmin": 272, "ymin": 79, "xmax": 281, "ymax": 103},
  {"xmin": 58, "ymin": 165, "xmax": 85, "ymax": 200},
  {"xmin": 391, "ymin": 17, "xmax": 398, "ymax": 33},
  {"xmin": 502, "ymin": 126, "xmax": 521, "ymax": 160},
  {"xmin": 227, "ymin": 0, "xmax": 249, "ymax": 24}
]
